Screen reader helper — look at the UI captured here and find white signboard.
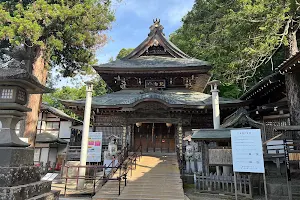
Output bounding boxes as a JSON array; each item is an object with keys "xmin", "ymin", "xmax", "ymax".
[
  {"xmin": 87, "ymin": 132, "xmax": 103, "ymax": 162},
  {"xmin": 41, "ymin": 173, "xmax": 59, "ymax": 181},
  {"xmin": 231, "ymin": 129, "xmax": 265, "ymax": 173}
]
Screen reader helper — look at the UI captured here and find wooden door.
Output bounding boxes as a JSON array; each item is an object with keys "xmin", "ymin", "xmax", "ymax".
[{"xmin": 134, "ymin": 123, "xmax": 175, "ymax": 153}]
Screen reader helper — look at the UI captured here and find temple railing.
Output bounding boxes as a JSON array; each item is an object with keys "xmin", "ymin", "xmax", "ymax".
[{"xmin": 193, "ymin": 172, "xmax": 253, "ymax": 198}]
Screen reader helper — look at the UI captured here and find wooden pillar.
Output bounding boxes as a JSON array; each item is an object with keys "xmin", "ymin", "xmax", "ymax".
[
  {"xmin": 178, "ymin": 122, "xmax": 183, "ymax": 158},
  {"xmin": 203, "ymin": 141, "xmax": 209, "ymax": 174},
  {"xmin": 122, "ymin": 125, "xmax": 127, "ymax": 148},
  {"xmin": 128, "ymin": 124, "xmax": 133, "ymax": 151}
]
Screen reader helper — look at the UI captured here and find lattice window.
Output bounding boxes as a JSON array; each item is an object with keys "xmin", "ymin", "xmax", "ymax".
[
  {"xmin": 17, "ymin": 90, "xmax": 26, "ymax": 101},
  {"xmin": 0, "ymin": 89, "xmax": 13, "ymax": 99},
  {"xmin": 46, "ymin": 122, "xmax": 60, "ymax": 130},
  {"xmin": 263, "ymin": 116, "xmax": 290, "ymax": 141}
]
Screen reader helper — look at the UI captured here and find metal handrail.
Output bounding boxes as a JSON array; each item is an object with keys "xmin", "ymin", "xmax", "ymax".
[
  {"xmin": 62, "ymin": 144, "xmax": 143, "ymax": 197},
  {"xmin": 63, "ymin": 164, "xmax": 106, "ymax": 197}
]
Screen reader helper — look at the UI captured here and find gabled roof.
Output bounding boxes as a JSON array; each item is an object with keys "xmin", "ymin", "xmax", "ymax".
[
  {"xmin": 93, "ymin": 19, "xmax": 211, "ymax": 72},
  {"xmin": 221, "ymin": 108, "xmax": 263, "ymax": 128},
  {"xmin": 125, "ymin": 19, "xmax": 191, "ymax": 59},
  {"xmin": 41, "ymin": 103, "xmax": 82, "ymax": 124}
]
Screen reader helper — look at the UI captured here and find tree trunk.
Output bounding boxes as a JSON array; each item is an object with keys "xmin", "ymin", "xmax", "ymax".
[
  {"xmin": 285, "ymin": 28, "xmax": 300, "ymax": 126},
  {"xmin": 23, "ymin": 48, "xmax": 48, "ymax": 147}
]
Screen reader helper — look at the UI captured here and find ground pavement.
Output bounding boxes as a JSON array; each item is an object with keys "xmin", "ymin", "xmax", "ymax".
[{"xmin": 93, "ymin": 153, "xmax": 185, "ymax": 200}]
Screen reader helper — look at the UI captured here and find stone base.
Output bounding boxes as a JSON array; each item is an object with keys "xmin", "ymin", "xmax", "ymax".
[
  {"xmin": 0, "ymin": 166, "xmax": 41, "ymax": 187},
  {"xmin": 0, "ymin": 181, "xmax": 51, "ymax": 200},
  {"xmin": 0, "ymin": 147, "xmax": 59, "ymax": 199},
  {"xmin": 0, "ymin": 147, "xmax": 33, "ymax": 167}
]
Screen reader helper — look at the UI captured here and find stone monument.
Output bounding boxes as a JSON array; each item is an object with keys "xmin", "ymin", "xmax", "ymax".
[
  {"xmin": 104, "ymin": 135, "xmax": 120, "ymax": 160},
  {"xmin": 0, "ymin": 49, "xmax": 59, "ymax": 199},
  {"xmin": 184, "ymin": 135, "xmax": 202, "ymax": 173}
]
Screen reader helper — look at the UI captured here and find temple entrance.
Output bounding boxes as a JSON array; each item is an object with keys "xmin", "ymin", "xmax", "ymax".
[{"xmin": 134, "ymin": 123, "xmax": 175, "ymax": 153}]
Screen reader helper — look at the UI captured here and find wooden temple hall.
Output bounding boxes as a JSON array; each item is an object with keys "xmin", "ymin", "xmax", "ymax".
[{"xmin": 62, "ymin": 20, "xmax": 246, "ymax": 158}]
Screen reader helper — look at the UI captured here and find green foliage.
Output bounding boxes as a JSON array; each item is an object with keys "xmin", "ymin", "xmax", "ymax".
[
  {"xmin": 0, "ymin": 0, "xmax": 115, "ymax": 77},
  {"xmin": 116, "ymin": 48, "xmax": 134, "ymax": 59},
  {"xmin": 170, "ymin": 0, "xmax": 296, "ymax": 96},
  {"xmin": 43, "ymin": 78, "xmax": 106, "ymax": 119}
]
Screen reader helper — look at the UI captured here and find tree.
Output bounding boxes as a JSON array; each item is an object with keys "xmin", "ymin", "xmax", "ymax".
[
  {"xmin": 171, "ymin": 0, "xmax": 288, "ymax": 89},
  {"xmin": 43, "ymin": 78, "xmax": 106, "ymax": 120},
  {"xmin": 0, "ymin": 0, "xmax": 115, "ymax": 145},
  {"xmin": 116, "ymin": 48, "xmax": 134, "ymax": 59},
  {"xmin": 171, "ymin": 0, "xmax": 300, "ymax": 125}
]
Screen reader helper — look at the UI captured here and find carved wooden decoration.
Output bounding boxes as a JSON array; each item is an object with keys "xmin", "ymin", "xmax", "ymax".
[{"xmin": 94, "ymin": 115, "xmax": 127, "ymax": 126}]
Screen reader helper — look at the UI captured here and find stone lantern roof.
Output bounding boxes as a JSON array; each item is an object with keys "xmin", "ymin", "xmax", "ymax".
[
  {"xmin": 0, "ymin": 58, "xmax": 51, "ymax": 94},
  {"xmin": 0, "ymin": 49, "xmax": 52, "ymax": 147}
]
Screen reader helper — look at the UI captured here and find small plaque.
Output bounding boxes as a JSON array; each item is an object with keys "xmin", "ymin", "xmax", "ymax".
[
  {"xmin": 41, "ymin": 173, "xmax": 59, "ymax": 181},
  {"xmin": 145, "ymin": 80, "xmax": 166, "ymax": 88}
]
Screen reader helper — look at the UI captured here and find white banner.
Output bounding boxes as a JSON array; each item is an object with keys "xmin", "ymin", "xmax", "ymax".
[
  {"xmin": 231, "ymin": 129, "xmax": 265, "ymax": 173},
  {"xmin": 87, "ymin": 132, "xmax": 103, "ymax": 162}
]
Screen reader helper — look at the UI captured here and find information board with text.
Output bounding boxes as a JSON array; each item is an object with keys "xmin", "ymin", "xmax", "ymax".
[
  {"xmin": 231, "ymin": 129, "xmax": 265, "ymax": 173},
  {"xmin": 87, "ymin": 132, "xmax": 103, "ymax": 162}
]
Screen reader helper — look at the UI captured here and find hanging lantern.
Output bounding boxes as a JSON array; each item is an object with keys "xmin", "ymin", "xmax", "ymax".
[
  {"xmin": 136, "ymin": 122, "xmax": 142, "ymax": 127},
  {"xmin": 166, "ymin": 123, "xmax": 172, "ymax": 127}
]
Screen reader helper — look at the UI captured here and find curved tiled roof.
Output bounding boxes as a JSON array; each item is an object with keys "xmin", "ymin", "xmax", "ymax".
[
  {"xmin": 94, "ymin": 56, "xmax": 209, "ymax": 69},
  {"xmin": 36, "ymin": 132, "xmax": 68, "ymax": 144},
  {"xmin": 61, "ymin": 89, "xmax": 244, "ymax": 109},
  {"xmin": 94, "ymin": 20, "xmax": 211, "ymax": 72},
  {"xmin": 41, "ymin": 103, "xmax": 82, "ymax": 124},
  {"xmin": 0, "ymin": 58, "xmax": 51, "ymax": 93}
]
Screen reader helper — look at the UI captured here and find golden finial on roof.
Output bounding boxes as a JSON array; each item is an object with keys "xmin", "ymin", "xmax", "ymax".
[
  {"xmin": 149, "ymin": 18, "xmax": 164, "ymax": 36},
  {"xmin": 153, "ymin": 18, "xmax": 160, "ymax": 27}
]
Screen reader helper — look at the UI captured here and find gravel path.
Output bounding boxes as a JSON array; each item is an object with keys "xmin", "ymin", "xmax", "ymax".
[{"xmin": 184, "ymin": 188, "xmax": 265, "ymax": 200}]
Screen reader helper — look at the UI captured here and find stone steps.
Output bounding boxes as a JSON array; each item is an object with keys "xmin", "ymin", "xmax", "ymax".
[
  {"xmin": 27, "ymin": 190, "xmax": 60, "ymax": 200},
  {"xmin": 0, "ymin": 181, "xmax": 52, "ymax": 200},
  {"xmin": 93, "ymin": 154, "xmax": 184, "ymax": 200}
]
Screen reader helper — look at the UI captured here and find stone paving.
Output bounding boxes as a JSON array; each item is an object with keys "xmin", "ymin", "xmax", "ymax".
[{"xmin": 93, "ymin": 153, "xmax": 185, "ymax": 200}]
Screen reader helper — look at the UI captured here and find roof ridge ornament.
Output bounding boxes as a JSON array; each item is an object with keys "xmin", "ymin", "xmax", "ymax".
[
  {"xmin": 153, "ymin": 18, "xmax": 160, "ymax": 26},
  {"xmin": 149, "ymin": 18, "xmax": 164, "ymax": 36}
]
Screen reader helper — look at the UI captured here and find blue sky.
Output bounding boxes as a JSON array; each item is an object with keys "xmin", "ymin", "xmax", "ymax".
[{"xmin": 54, "ymin": 0, "xmax": 194, "ymax": 88}]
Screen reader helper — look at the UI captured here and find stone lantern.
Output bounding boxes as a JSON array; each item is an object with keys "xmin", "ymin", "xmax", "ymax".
[
  {"xmin": 0, "ymin": 55, "xmax": 59, "ymax": 199},
  {"xmin": 0, "ymin": 85, "xmax": 31, "ymax": 147}
]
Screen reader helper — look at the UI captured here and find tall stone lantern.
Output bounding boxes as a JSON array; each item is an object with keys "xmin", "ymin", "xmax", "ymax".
[{"xmin": 0, "ymin": 57, "xmax": 59, "ymax": 199}]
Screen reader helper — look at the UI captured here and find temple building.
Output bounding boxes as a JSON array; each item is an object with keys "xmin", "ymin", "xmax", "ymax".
[{"xmin": 61, "ymin": 20, "xmax": 245, "ymax": 158}]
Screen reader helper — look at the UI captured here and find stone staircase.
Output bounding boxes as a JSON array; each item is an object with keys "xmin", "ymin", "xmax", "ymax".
[{"xmin": 93, "ymin": 153, "xmax": 185, "ymax": 200}]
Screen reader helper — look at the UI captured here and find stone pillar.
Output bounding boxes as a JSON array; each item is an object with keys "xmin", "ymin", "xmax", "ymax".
[
  {"xmin": 78, "ymin": 82, "xmax": 93, "ymax": 189},
  {"xmin": 208, "ymin": 80, "xmax": 221, "ymax": 174},
  {"xmin": 0, "ymin": 114, "xmax": 29, "ymax": 147},
  {"xmin": 223, "ymin": 166, "xmax": 232, "ymax": 176},
  {"xmin": 208, "ymin": 80, "xmax": 220, "ymax": 129},
  {"xmin": 178, "ymin": 122, "xmax": 183, "ymax": 158},
  {"xmin": 216, "ymin": 166, "xmax": 221, "ymax": 175}
]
